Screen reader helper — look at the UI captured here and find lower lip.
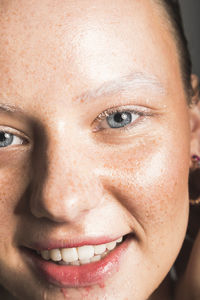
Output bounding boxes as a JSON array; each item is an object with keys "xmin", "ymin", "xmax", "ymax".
[{"xmin": 23, "ymin": 237, "xmax": 130, "ymax": 288}]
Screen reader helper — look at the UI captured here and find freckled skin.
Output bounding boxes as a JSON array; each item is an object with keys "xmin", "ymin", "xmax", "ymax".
[{"xmin": 0, "ymin": 0, "xmax": 192, "ymax": 299}]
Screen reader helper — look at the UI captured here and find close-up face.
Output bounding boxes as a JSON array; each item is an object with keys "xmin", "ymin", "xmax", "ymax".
[{"xmin": 0, "ymin": 0, "xmax": 192, "ymax": 299}]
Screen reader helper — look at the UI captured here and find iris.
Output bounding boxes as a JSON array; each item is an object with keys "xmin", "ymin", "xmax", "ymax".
[
  {"xmin": 0, "ymin": 132, "xmax": 14, "ymax": 147},
  {"xmin": 107, "ymin": 112, "xmax": 132, "ymax": 128}
]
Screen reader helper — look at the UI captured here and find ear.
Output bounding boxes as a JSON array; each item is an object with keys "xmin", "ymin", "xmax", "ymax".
[{"xmin": 189, "ymin": 74, "xmax": 200, "ymax": 167}]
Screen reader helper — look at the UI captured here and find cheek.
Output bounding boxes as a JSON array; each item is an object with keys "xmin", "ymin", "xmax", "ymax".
[
  {"xmin": 0, "ymin": 150, "xmax": 30, "ymax": 229},
  {"xmin": 97, "ymin": 129, "xmax": 190, "ymax": 240}
]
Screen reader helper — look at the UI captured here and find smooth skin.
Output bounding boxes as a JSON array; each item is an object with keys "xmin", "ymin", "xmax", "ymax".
[{"xmin": 0, "ymin": 0, "xmax": 199, "ymax": 299}]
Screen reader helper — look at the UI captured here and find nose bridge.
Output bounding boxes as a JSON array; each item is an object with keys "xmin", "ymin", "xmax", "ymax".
[
  {"xmin": 45, "ymin": 147, "xmax": 93, "ymax": 203},
  {"xmin": 30, "ymin": 126, "xmax": 101, "ymax": 222}
]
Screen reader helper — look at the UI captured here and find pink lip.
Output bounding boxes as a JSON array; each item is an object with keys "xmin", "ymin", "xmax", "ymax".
[{"xmin": 23, "ymin": 237, "xmax": 130, "ymax": 288}]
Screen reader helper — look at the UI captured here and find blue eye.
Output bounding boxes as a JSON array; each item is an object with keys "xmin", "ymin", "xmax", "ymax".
[
  {"xmin": 0, "ymin": 132, "xmax": 24, "ymax": 148},
  {"xmin": 106, "ymin": 112, "xmax": 132, "ymax": 128},
  {"xmin": 92, "ymin": 106, "xmax": 150, "ymax": 132}
]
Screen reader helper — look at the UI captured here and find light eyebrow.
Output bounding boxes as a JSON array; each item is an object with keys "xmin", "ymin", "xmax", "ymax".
[
  {"xmin": 0, "ymin": 102, "xmax": 24, "ymax": 113},
  {"xmin": 76, "ymin": 72, "xmax": 165, "ymax": 103}
]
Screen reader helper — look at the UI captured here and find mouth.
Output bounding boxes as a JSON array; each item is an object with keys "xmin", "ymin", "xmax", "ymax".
[
  {"xmin": 22, "ymin": 234, "xmax": 132, "ymax": 288},
  {"xmin": 37, "ymin": 235, "xmax": 123, "ymax": 265}
]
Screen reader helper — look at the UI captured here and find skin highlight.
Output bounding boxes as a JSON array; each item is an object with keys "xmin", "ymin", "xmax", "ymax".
[{"xmin": 0, "ymin": 0, "xmax": 197, "ymax": 299}]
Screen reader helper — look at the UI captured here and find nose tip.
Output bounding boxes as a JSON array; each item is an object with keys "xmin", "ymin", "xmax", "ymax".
[
  {"xmin": 30, "ymin": 171, "xmax": 102, "ymax": 223},
  {"xmin": 30, "ymin": 191, "xmax": 94, "ymax": 223}
]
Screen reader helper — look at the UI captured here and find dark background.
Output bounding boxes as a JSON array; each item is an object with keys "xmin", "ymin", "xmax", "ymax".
[{"xmin": 180, "ymin": 1, "xmax": 200, "ymax": 77}]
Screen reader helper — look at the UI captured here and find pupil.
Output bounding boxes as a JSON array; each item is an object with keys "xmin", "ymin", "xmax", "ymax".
[
  {"xmin": 0, "ymin": 132, "xmax": 7, "ymax": 142},
  {"xmin": 114, "ymin": 113, "xmax": 125, "ymax": 123}
]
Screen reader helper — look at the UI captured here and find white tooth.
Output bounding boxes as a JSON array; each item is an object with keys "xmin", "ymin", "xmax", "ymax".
[
  {"xmin": 71, "ymin": 260, "xmax": 80, "ymax": 266},
  {"xmin": 90, "ymin": 255, "xmax": 101, "ymax": 262},
  {"xmin": 80, "ymin": 259, "xmax": 90, "ymax": 265},
  {"xmin": 106, "ymin": 241, "xmax": 116, "ymax": 250},
  {"xmin": 61, "ymin": 248, "xmax": 78, "ymax": 263},
  {"xmin": 41, "ymin": 250, "xmax": 50, "ymax": 260},
  {"xmin": 94, "ymin": 244, "xmax": 106, "ymax": 255},
  {"xmin": 116, "ymin": 237, "xmax": 123, "ymax": 243},
  {"xmin": 50, "ymin": 249, "xmax": 62, "ymax": 261},
  {"xmin": 77, "ymin": 245, "xmax": 94, "ymax": 260}
]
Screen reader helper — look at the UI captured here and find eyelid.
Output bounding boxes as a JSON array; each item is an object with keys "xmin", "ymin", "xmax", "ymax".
[{"xmin": 92, "ymin": 105, "xmax": 153, "ymax": 131}]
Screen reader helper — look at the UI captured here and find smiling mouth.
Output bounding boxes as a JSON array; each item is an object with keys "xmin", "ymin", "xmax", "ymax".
[
  {"xmin": 36, "ymin": 236, "xmax": 123, "ymax": 266},
  {"xmin": 22, "ymin": 234, "xmax": 132, "ymax": 287}
]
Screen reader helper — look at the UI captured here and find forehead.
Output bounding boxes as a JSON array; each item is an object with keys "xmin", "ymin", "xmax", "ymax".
[{"xmin": 0, "ymin": 0, "xmax": 183, "ymax": 110}]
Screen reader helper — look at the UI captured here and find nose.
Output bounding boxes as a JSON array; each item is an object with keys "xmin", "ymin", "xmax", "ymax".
[{"xmin": 30, "ymin": 125, "xmax": 102, "ymax": 223}]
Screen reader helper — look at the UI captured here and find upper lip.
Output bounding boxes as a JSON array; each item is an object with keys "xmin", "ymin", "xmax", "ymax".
[{"xmin": 24, "ymin": 234, "xmax": 126, "ymax": 251}]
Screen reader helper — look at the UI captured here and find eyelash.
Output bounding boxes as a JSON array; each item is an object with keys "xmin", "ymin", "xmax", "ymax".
[{"xmin": 92, "ymin": 106, "xmax": 152, "ymax": 131}]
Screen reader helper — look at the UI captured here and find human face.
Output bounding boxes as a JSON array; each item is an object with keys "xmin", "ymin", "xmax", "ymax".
[{"xmin": 0, "ymin": 0, "xmax": 191, "ymax": 299}]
